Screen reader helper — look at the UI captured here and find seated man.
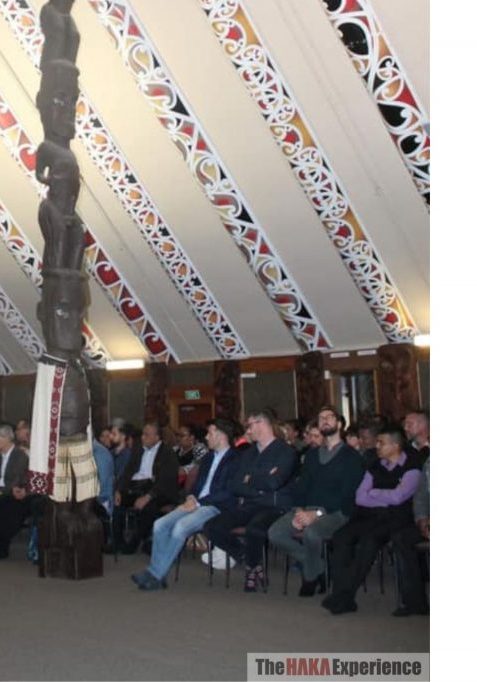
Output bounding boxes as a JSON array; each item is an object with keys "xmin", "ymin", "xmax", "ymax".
[
  {"xmin": 109, "ymin": 423, "xmax": 133, "ymax": 486},
  {"xmin": 0, "ymin": 424, "xmax": 29, "ymax": 559},
  {"xmin": 203, "ymin": 408, "xmax": 297, "ymax": 592},
  {"xmin": 391, "ymin": 456, "xmax": 430, "ymax": 616},
  {"xmin": 269, "ymin": 409, "xmax": 364, "ymax": 596},
  {"xmin": 113, "ymin": 421, "xmax": 179, "ymax": 553},
  {"xmin": 404, "ymin": 410, "xmax": 430, "ymax": 467},
  {"xmin": 131, "ymin": 418, "xmax": 239, "ymax": 591},
  {"xmin": 322, "ymin": 425, "xmax": 422, "ymax": 615}
]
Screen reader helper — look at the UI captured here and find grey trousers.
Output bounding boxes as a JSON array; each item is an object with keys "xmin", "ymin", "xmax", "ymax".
[{"xmin": 268, "ymin": 508, "xmax": 347, "ymax": 580}]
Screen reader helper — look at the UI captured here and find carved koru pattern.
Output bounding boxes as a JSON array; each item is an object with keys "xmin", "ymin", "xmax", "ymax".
[
  {"xmin": 0, "ymin": 0, "xmax": 249, "ymax": 359},
  {"xmin": 320, "ymin": 0, "xmax": 430, "ymax": 204},
  {"xmin": 377, "ymin": 343, "xmax": 420, "ymax": 422},
  {"xmin": 88, "ymin": 0, "xmax": 329, "ymax": 351},
  {"xmin": 0, "ymin": 89, "xmax": 170, "ymax": 361},
  {"xmin": 295, "ymin": 351, "xmax": 326, "ymax": 422},
  {"xmin": 200, "ymin": 0, "xmax": 419, "ymax": 344},
  {"xmin": 0, "ymin": 283, "xmax": 45, "ymax": 360},
  {"xmin": 213, "ymin": 360, "xmax": 241, "ymax": 422}
]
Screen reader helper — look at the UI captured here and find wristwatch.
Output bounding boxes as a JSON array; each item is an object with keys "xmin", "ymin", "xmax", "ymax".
[{"xmin": 316, "ymin": 509, "xmax": 324, "ymax": 517}]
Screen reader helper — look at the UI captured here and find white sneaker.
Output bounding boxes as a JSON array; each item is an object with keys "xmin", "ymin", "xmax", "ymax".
[{"xmin": 201, "ymin": 548, "xmax": 236, "ymax": 570}]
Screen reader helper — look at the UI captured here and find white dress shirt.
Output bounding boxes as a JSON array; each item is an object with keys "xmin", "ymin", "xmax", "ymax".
[
  {"xmin": 0, "ymin": 445, "xmax": 14, "ymax": 488},
  {"xmin": 198, "ymin": 448, "xmax": 228, "ymax": 500},
  {"xmin": 132, "ymin": 442, "xmax": 161, "ymax": 481}
]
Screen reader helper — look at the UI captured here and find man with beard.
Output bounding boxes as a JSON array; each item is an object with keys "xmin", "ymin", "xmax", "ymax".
[{"xmin": 268, "ymin": 408, "xmax": 364, "ymax": 596}]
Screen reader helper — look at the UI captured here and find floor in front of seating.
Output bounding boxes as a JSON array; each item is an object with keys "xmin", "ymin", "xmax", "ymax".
[{"xmin": 1, "ymin": 536, "xmax": 429, "ymax": 681}]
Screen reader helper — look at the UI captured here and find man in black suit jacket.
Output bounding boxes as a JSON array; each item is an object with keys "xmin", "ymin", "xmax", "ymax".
[
  {"xmin": 0, "ymin": 424, "xmax": 29, "ymax": 558},
  {"xmin": 113, "ymin": 421, "xmax": 179, "ymax": 553},
  {"xmin": 131, "ymin": 418, "xmax": 239, "ymax": 590}
]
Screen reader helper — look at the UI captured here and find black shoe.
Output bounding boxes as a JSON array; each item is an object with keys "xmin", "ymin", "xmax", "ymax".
[
  {"xmin": 141, "ymin": 539, "xmax": 152, "ymax": 555},
  {"xmin": 299, "ymin": 577, "xmax": 318, "ymax": 597},
  {"xmin": 121, "ymin": 537, "xmax": 140, "ymax": 555},
  {"xmin": 329, "ymin": 600, "xmax": 358, "ymax": 615},
  {"xmin": 299, "ymin": 573, "xmax": 326, "ymax": 597},
  {"xmin": 393, "ymin": 605, "xmax": 429, "ymax": 617},
  {"xmin": 321, "ymin": 594, "xmax": 338, "ymax": 610}
]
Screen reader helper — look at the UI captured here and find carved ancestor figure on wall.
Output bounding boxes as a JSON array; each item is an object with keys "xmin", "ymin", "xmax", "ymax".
[{"xmin": 28, "ymin": 0, "xmax": 103, "ymax": 579}]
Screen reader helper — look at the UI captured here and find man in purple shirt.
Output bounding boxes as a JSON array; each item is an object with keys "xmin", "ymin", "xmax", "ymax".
[{"xmin": 322, "ymin": 425, "xmax": 422, "ymax": 615}]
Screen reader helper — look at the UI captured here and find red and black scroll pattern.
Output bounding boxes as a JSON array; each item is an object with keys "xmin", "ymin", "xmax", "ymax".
[
  {"xmin": 320, "ymin": 0, "xmax": 430, "ymax": 204},
  {"xmin": 200, "ymin": 0, "xmax": 418, "ymax": 343},
  {"xmin": 87, "ymin": 0, "xmax": 330, "ymax": 351},
  {"xmin": 0, "ymin": 0, "xmax": 248, "ymax": 359}
]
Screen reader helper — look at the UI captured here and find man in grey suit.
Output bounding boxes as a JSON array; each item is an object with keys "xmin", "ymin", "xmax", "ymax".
[{"xmin": 0, "ymin": 424, "xmax": 29, "ymax": 558}]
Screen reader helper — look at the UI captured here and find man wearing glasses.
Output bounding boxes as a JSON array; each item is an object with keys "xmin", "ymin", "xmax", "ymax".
[{"xmin": 203, "ymin": 408, "xmax": 297, "ymax": 592}]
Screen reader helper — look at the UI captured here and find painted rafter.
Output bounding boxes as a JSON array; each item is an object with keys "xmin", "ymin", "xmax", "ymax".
[
  {"xmin": 199, "ymin": 0, "xmax": 419, "ymax": 343},
  {"xmin": 319, "ymin": 0, "xmax": 430, "ymax": 204},
  {"xmin": 0, "ymin": 90, "xmax": 172, "ymax": 362},
  {"xmin": 88, "ymin": 0, "xmax": 330, "ymax": 351},
  {"xmin": 0, "ymin": 354, "xmax": 13, "ymax": 375},
  {"xmin": 0, "ymin": 0, "xmax": 249, "ymax": 359},
  {"xmin": 0, "ymin": 195, "xmax": 109, "ymax": 367},
  {"xmin": 0, "ymin": 282, "xmax": 45, "ymax": 361}
]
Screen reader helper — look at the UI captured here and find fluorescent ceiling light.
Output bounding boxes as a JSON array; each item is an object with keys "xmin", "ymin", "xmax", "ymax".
[
  {"xmin": 413, "ymin": 334, "xmax": 430, "ymax": 347},
  {"xmin": 106, "ymin": 359, "xmax": 145, "ymax": 371}
]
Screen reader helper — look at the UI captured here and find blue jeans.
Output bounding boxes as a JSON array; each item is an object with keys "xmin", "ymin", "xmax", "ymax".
[{"xmin": 148, "ymin": 505, "xmax": 220, "ymax": 580}]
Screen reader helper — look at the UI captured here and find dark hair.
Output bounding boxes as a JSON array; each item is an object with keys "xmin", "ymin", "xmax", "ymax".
[
  {"xmin": 406, "ymin": 410, "xmax": 430, "ymax": 428},
  {"xmin": 247, "ymin": 407, "xmax": 279, "ymax": 426},
  {"xmin": 345, "ymin": 425, "xmax": 359, "ymax": 438},
  {"xmin": 317, "ymin": 405, "xmax": 340, "ymax": 420},
  {"xmin": 144, "ymin": 421, "xmax": 162, "ymax": 438},
  {"xmin": 208, "ymin": 418, "xmax": 235, "ymax": 445},
  {"xmin": 378, "ymin": 425, "xmax": 406, "ymax": 451}
]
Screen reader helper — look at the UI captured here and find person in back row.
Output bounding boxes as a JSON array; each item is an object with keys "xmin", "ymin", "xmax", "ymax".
[
  {"xmin": 269, "ymin": 408, "xmax": 364, "ymax": 597},
  {"xmin": 131, "ymin": 418, "xmax": 239, "ymax": 591},
  {"xmin": 114, "ymin": 421, "xmax": 179, "ymax": 554},
  {"xmin": 322, "ymin": 425, "xmax": 422, "ymax": 615},
  {"xmin": 203, "ymin": 408, "xmax": 297, "ymax": 592}
]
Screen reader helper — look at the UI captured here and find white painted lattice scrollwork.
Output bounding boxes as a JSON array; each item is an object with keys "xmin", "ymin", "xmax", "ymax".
[{"xmin": 199, "ymin": 0, "xmax": 419, "ymax": 343}]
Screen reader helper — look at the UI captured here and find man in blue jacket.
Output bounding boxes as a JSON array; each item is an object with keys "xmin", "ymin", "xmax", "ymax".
[{"xmin": 131, "ymin": 418, "xmax": 239, "ymax": 591}]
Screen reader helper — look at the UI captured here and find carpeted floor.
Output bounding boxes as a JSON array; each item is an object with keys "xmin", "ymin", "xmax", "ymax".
[{"xmin": 1, "ymin": 536, "xmax": 429, "ymax": 681}]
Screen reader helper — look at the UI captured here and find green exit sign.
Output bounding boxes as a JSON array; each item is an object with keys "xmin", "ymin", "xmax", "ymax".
[{"xmin": 184, "ymin": 389, "xmax": 201, "ymax": 400}]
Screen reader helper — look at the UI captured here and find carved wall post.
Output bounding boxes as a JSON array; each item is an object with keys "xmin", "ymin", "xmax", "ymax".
[
  {"xmin": 144, "ymin": 362, "xmax": 169, "ymax": 426},
  {"xmin": 213, "ymin": 361, "xmax": 241, "ymax": 422},
  {"xmin": 377, "ymin": 343, "xmax": 420, "ymax": 422},
  {"xmin": 295, "ymin": 351, "xmax": 326, "ymax": 422}
]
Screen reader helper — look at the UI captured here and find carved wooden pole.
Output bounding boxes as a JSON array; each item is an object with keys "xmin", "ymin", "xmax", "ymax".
[
  {"xmin": 28, "ymin": 0, "xmax": 103, "ymax": 579},
  {"xmin": 295, "ymin": 351, "xmax": 326, "ymax": 422},
  {"xmin": 377, "ymin": 343, "xmax": 421, "ymax": 422},
  {"xmin": 213, "ymin": 360, "xmax": 241, "ymax": 422}
]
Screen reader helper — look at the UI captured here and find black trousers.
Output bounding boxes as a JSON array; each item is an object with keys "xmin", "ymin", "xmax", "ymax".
[
  {"xmin": 391, "ymin": 525, "xmax": 428, "ymax": 610},
  {"xmin": 113, "ymin": 483, "xmax": 172, "ymax": 546},
  {"xmin": 330, "ymin": 513, "xmax": 411, "ymax": 601},
  {"xmin": 0, "ymin": 493, "xmax": 47, "ymax": 553},
  {"xmin": 203, "ymin": 505, "xmax": 285, "ymax": 567}
]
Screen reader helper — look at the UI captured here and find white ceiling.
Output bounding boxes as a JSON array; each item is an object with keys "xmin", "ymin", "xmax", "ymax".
[{"xmin": 0, "ymin": 0, "xmax": 429, "ymax": 374}]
